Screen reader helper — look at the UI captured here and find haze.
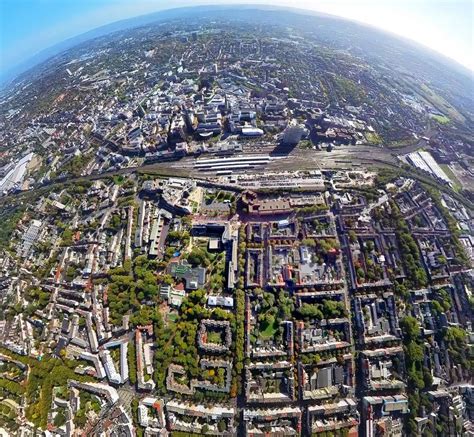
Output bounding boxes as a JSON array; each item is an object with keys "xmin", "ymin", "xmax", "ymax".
[{"xmin": 1, "ymin": 0, "xmax": 473, "ymax": 74}]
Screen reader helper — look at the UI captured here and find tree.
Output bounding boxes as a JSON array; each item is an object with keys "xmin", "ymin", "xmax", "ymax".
[
  {"xmin": 407, "ymin": 419, "xmax": 418, "ymax": 435},
  {"xmin": 297, "ymin": 303, "xmax": 324, "ymax": 320},
  {"xmin": 423, "ymin": 368, "xmax": 433, "ymax": 388},
  {"xmin": 444, "ymin": 326, "xmax": 466, "ymax": 343},
  {"xmin": 187, "ymin": 248, "xmax": 209, "ymax": 267},
  {"xmin": 261, "ymin": 291, "xmax": 275, "ymax": 310},
  {"xmin": 301, "ymin": 238, "xmax": 316, "ymax": 247},
  {"xmin": 128, "ymin": 340, "xmax": 137, "ymax": 385},
  {"xmin": 322, "ymin": 299, "xmax": 346, "ymax": 318},
  {"xmin": 348, "ymin": 230, "xmax": 357, "ymax": 243},
  {"xmin": 431, "ymin": 300, "xmax": 443, "ymax": 315},
  {"xmin": 278, "ymin": 290, "xmax": 294, "ymax": 319},
  {"xmin": 217, "ymin": 419, "xmax": 227, "ymax": 432},
  {"xmin": 400, "ymin": 316, "xmax": 420, "ymax": 341},
  {"xmin": 408, "ymin": 365, "xmax": 424, "ymax": 389},
  {"xmin": 260, "ymin": 313, "xmax": 275, "ymax": 331},
  {"xmin": 406, "ymin": 342, "xmax": 424, "ymax": 362},
  {"xmin": 65, "ymin": 266, "xmax": 76, "ymax": 281},
  {"xmin": 60, "ymin": 228, "xmax": 73, "ymax": 246},
  {"xmin": 110, "ymin": 214, "xmax": 122, "ymax": 230},
  {"xmin": 74, "ymin": 410, "xmax": 87, "ymax": 427}
]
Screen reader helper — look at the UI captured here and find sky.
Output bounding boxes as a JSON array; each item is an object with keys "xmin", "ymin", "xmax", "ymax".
[{"xmin": 0, "ymin": 0, "xmax": 473, "ymax": 75}]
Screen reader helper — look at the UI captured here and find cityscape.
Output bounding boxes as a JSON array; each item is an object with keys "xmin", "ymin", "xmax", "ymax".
[{"xmin": 0, "ymin": 5, "xmax": 472, "ymax": 437}]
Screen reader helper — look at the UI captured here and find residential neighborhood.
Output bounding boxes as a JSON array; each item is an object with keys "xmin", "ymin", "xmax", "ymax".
[
  {"xmin": 0, "ymin": 7, "xmax": 473, "ymax": 437},
  {"xmin": 0, "ymin": 168, "xmax": 472, "ymax": 436}
]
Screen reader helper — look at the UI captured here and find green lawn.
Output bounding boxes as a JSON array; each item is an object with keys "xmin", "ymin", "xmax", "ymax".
[
  {"xmin": 207, "ymin": 331, "xmax": 223, "ymax": 344},
  {"xmin": 432, "ymin": 114, "xmax": 450, "ymax": 125},
  {"xmin": 167, "ymin": 313, "xmax": 178, "ymax": 322},
  {"xmin": 113, "ymin": 175, "xmax": 125, "ymax": 185},
  {"xmin": 0, "ymin": 403, "xmax": 14, "ymax": 419},
  {"xmin": 440, "ymin": 164, "xmax": 462, "ymax": 192},
  {"xmin": 259, "ymin": 321, "xmax": 278, "ymax": 339},
  {"xmin": 385, "ymin": 139, "xmax": 417, "ymax": 149},
  {"xmin": 365, "ymin": 132, "xmax": 382, "ymax": 145}
]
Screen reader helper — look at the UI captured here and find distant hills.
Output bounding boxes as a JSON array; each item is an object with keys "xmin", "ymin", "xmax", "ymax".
[{"xmin": 1, "ymin": 4, "xmax": 472, "ymax": 89}]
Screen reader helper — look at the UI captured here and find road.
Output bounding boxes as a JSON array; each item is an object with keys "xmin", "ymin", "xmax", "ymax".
[
  {"xmin": 384, "ymin": 118, "xmax": 436, "ymax": 156},
  {"xmin": 2, "ymin": 143, "xmax": 472, "ymax": 213}
]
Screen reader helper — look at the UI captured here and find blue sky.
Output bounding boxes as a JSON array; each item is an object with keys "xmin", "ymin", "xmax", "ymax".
[{"xmin": 1, "ymin": 0, "xmax": 473, "ymax": 73}]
